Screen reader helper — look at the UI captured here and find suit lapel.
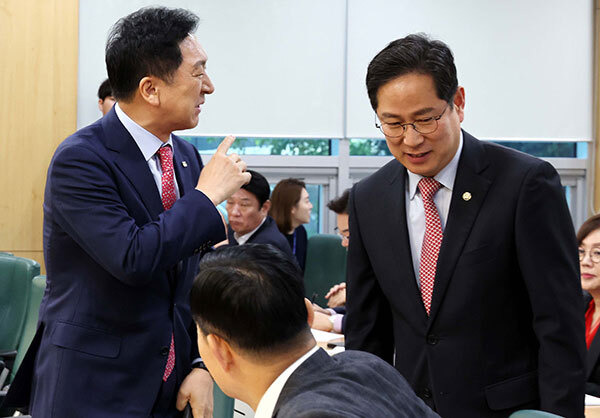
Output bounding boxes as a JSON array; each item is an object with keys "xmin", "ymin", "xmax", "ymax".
[
  {"xmin": 102, "ymin": 109, "xmax": 164, "ymax": 219},
  {"xmin": 428, "ymin": 132, "xmax": 492, "ymax": 323},
  {"xmin": 172, "ymin": 136, "xmax": 191, "ymax": 197},
  {"xmin": 380, "ymin": 162, "xmax": 428, "ymax": 322}
]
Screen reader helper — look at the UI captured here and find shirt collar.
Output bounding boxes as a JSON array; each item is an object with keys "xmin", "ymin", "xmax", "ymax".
[
  {"xmin": 254, "ymin": 345, "xmax": 319, "ymax": 418},
  {"xmin": 233, "ymin": 216, "xmax": 267, "ymax": 245},
  {"xmin": 407, "ymin": 130, "xmax": 463, "ymax": 200},
  {"xmin": 115, "ymin": 103, "xmax": 174, "ymax": 161}
]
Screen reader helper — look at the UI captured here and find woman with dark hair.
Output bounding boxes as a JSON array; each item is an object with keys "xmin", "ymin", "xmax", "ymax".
[
  {"xmin": 269, "ymin": 178, "xmax": 313, "ymax": 271},
  {"xmin": 578, "ymin": 214, "xmax": 600, "ymax": 396}
]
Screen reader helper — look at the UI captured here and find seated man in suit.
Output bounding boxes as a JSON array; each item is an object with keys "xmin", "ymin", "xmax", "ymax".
[
  {"xmin": 189, "ymin": 244, "xmax": 438, "ymax": 418},
  {"xmin": 312, "ymin": 189, "xmax": 350, "ymax": 333},
  {"xmin": 225, "ymin": 170, "xmax": 292, "ymax": 255}
]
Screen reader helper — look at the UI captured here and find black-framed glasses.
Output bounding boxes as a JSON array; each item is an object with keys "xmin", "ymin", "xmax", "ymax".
[
  {"xmin": 375, "ymin": 105, "xmax": 449, "ymax": 139},
  {"xmin": 334, "ymin": 226, "xmax": 349, "ymax": 240},
  {"xmin": 579, "ymin": 247, "xmax": 600, "ymax": 263}
]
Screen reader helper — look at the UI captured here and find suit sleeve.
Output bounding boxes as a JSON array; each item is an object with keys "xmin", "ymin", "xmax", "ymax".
[
  {"xmin": 344, "ymin": 186, "xmax": 394, "ymax": 364},
  {"xmin": 515, "ymin": 160, "xmax": 585, "ymax": 416},
  {"xmin": 48, "ymin": 143, "xmax": 226, "ymax": 286}
]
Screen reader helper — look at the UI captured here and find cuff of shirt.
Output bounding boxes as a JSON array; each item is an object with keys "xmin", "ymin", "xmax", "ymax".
[{"xmin": 332, "ymin": 314, "xmax": 344, "ymax": 334}]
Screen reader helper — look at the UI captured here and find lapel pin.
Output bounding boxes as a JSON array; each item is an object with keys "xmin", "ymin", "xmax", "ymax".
[
  {"xmin": 181, "ymin": 161, "xmax": 188, "ymax": 168},
  {"xmin": 462, "ymin": 192, "xmax": 472, "ymax": 201}
]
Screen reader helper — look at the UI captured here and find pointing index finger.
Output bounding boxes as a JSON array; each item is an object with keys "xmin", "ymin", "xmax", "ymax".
[{"xmin": 215, "ymin": 135, "xmax": 236, "ymax": 155}]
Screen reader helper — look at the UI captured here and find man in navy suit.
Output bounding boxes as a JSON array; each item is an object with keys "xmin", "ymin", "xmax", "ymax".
[
  {"xmin": 6, "ymin": 6, "xmax": 250, "ymax": 418},
  {"xmin": 190, "ymin": 244, "xmax": 438, "ymax": 418},
  {"xmin": 226, "ymin": 170, "xmax": 292, "ymax": 256},
  {"xmin": 345, "ymin": 34, "xmax": 586, "ymax": 417}
]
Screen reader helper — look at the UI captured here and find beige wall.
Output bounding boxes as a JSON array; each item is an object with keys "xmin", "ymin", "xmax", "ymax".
[{"xmin": 0, "ymin": 0, "xmax": 78, "ymax": 272}]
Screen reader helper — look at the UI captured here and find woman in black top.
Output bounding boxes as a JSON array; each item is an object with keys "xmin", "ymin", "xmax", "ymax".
[{"xmin": 269, "ymin": 178, "xmax": 313, "ymax": 271}]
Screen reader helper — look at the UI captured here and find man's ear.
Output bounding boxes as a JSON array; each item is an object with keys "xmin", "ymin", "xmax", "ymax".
[
  {"xmin": 138, "ymin": 76, "xmax": 160, "ymax": 106},
  {"xmin": 98, "ymin": 99, "xmax": 104, "ymax": 112},
  {"xmin": 207, "ymin": 334, "xmax": 235, "ymax": 372},
  {"xmin": 260, "ymin": 200, "xmax": 271, "ymax": 215},
  {"xmin": 304, "ymin": 298, "xmax": 315, "ymax": 328},
  {"xmin": 453, "ymin": 86, "xmax": 465, "ymax": 123}
]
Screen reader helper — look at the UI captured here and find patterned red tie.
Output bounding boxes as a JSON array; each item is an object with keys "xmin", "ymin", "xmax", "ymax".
[
  {"xmin": 157, "ymin": 145, "xmax": 176, "ymax": 381},
  {"xmin": 418, "ymin": 178, "xmax": 443, "ymax": 316},
  {"xmin": 157, "ymin": 145, "xmax": 176, "ymax": 210}
]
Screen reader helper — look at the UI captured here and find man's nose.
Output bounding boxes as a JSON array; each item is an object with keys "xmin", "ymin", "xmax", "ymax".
[
  {"xmin": 202, "ymin": 73, "xmax": 214, "ymax": 94},
  {"xmin": 402, "ymin": 125, "xmax": 424, "ymax": 148}
]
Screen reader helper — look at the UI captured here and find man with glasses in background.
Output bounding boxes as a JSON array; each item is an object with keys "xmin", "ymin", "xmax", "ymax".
[{"xmin": 345, "ymin": 33, "xmax": 585, "ymax": 417}]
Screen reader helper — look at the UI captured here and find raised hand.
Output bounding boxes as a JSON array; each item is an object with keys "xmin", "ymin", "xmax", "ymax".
[{"xmin": 195, "ymin": 135, "xmax": 251, "ymax": 205}]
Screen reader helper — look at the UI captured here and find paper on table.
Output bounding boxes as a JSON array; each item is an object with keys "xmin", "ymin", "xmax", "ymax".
[
  {"xmin": 586, "ymin": 394, "xmax": 600, "ymax": 406},
  {"xmin": 311, "ymin": 328, "xmax": 343, "ymax": 342},
  {"xmin": 327, "ymin": 345, "xmax": 345, "ymax": 356}
]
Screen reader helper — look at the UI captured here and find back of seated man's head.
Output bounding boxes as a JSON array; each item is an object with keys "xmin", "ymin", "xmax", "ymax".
[
  {"xmin": 97, "ymin": 78, "xmax": 116, "ymax": 115},
  {"xmin": 327, "ymin": 189, "xmax": 350, "ymax": 247},
  {"xmin": 190, "ymin": 244, "xmax": 315, "ymax": 403},
  {"xmin": 225, "ymin": 170, "xmax": 271, "ymax": 236},
  {"xmin": 326, "ymin": 189, "xmax": 349, "ymax": 215}
]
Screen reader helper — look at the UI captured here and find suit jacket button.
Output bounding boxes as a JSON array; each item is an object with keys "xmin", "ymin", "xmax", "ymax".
[
  {"xmin": 160, "ymin": 346, "xmax": 169, "ymax": 356},
  {"xmin": 422, "ymin": 388, "xmax": 432, "ymax": 399},
  {"xmin": 426, "ymin": 334, "xmax": 439, "ymax": 345}
]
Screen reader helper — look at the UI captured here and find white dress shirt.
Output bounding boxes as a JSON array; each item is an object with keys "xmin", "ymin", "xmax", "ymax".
[
  {"xmin": 234, "ymin": 217, "xmax": 267, "ymax": 245},
  {"xmin": 115, "ymin": 103, "xmax": 180, "ymax": 198},
  {"xmin": 254, "ymin": 345, "xmax": 320, "ymax": 418},
  {"xmin": 406, "ymin": 132, "xmax": 463, "ymax": 287}
]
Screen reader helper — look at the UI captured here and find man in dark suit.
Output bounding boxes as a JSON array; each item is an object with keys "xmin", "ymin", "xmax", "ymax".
[
  {"xmin": 190, "ymin": 244, "xmax": 438, "ymax": 418},
  {"xmin": 5, "ymin": 7, "xmax": 250, "ymax": 417},
  {"xmin": 345, "ymin": 34, "xmax": 586, "ymax": 417},
  {"xmin": 226, "ymin": 170, "xmax": 292, "ymax": 256}
]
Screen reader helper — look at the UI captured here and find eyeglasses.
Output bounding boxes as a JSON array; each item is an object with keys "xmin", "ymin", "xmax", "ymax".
[
  {"xmin": 334, "ymin": 227, "xmax": 349, "ymax": 240},
  {"xmin": 579, "ymin": 247, "xmax": 600, "ymax": 263},
  {"xmin": 375, "ymin": 105, "xmax": 448, "ymax": 139}
]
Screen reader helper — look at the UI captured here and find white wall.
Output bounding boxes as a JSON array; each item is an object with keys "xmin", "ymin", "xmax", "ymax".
[
  {"xmin": 78, "ymin": 0, "xmax": 346, "ymax": 137},
  {"xmin": 78, "ymin": 0, "xmax": 593, "ymax": 141}
]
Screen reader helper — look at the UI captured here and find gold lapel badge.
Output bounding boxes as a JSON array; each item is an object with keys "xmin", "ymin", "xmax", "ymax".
[
  {"xmin": 462, "ymin": 191, "xmax": 472, "ymax": 201},
  {"xmin": 182, "ymin": 161, "xmax": 188, "ymax": 168}
]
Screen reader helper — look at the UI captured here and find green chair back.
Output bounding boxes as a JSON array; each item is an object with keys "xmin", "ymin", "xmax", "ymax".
[
  {"xmin": 0, "ymin": 254, "xmax": 40, "ymax": 352},
  {"xmin": 509, "ymin": 410, "xmax": 563, "ymax": 417},
  {"xmin": 303, "ymin": 234, "xmax": 347, "ymax": 307},
  {"xmin": 213, "ymin": 383, "xmax": 234, "ymax": 418},
  {"xmin": 11, "ymin": 275, "xmax": 46, "ymax": 381}
]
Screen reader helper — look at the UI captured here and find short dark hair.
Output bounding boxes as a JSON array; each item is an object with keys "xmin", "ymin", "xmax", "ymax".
[
  {"xmin": 191, "ymin": 244, "xmax": 310, "ymax": 355},
  {"xmin": 97, "ymin": 78, "xmax": 113, "ymax": 100},
  {"xmin": 327, "ymin": 189, "xmax": 350, "ymax": 215},
  {"xmin": 241, "ymin": 170, "xmax": 270, "ymax": 208},
  {"xmin": 105, "ymin": 7, "xmax": 199, "ymax": 101},
  {"xmin": 366, "ymin": 33, "xmax": 458, "ymax": 110},
  {"xmin": 269, "ymin": 178, "xmax": 306, "ymax": 234},
  {"xmin": 577, "ymin": 214, "xmax": 600, "ymax": 245}
]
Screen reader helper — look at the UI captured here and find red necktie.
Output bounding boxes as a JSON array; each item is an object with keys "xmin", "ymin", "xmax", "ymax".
[
  {"xmin": 157, "ymin": 145, "xmax": 176, "ymax": 381},
  {"xmin": 418, "ymin": 178, "xmax": 443, "ymax": 315},
  {"xmin": 157, "ymin": 145, "xmax": 176, "ymax": 210}
]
